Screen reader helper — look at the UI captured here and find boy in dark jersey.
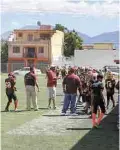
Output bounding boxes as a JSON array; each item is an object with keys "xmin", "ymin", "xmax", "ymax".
[
  {"xmin": 91, "ymin": 74, "xmax": 105, "ymax": 128},
  {"xmin": 105, "ymin": 74, "xmax": 116, "ymax": 109},
  {"xmin": 5, "ymin": 73, "xmax": 18, "ymax": 111},
  {"xmin": 61, "ymin": 67, "xmax": 67, "ymax": 79}
]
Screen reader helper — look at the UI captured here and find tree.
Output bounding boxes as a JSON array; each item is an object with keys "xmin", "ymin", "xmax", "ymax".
[
  {"xmin": 1, "ymin": 40, "xmax": 8, "ymax": 63},
  {"xmin": 54, "ymin": 24, "xmax": 65, "ymax": 32},
  {"xmin": 64, "ymin": 31, "xmax": 83, "ymax": 57},
  {"xmin": 54, "ymin": 24, "xmax": 83, "ymax": 57}
]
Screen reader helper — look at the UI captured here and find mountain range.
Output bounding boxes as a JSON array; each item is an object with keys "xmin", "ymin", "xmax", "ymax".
[{"xmin": 0, "ymin": 25, "xmax": 119, "ymax": 49}]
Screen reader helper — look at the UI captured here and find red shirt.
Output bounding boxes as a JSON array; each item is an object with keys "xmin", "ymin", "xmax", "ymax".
[
  {"xmin": 63, "ymin": 73, "xmax": 81, "ymax": 94},
  {"xmin": 46, "ymin": 70, "xmax": 57, "ymax": 87}
]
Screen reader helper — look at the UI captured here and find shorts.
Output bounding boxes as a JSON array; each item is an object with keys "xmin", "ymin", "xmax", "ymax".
[
  {"xmin": 92, "ymin": 96, "xmax": 105, "ymax": 114},
  {"xmin": 6, "ymin": 92, "xmax": 17, "ymax": 102},
  {"xmin": 48, "ymin": 87, "xmax": 56, "ymax": 99}
]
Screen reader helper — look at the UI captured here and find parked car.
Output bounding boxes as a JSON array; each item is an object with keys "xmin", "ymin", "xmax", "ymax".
[{"xmin": 13, "ymin": 67, "xmax": 41, "ymax": 76}]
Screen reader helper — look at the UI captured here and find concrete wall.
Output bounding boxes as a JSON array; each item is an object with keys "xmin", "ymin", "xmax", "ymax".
[
  {"xmin": 51, "ymin": 30, "xmax": 64, "ymax": 61},
  {"xmin": 74, "ymin": 50, "xmax": 118, "ymax": 69}
]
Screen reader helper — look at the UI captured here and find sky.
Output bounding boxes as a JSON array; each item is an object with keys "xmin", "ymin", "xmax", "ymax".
[{"xmin": 0, "ymin": 0, "xmax": 120, "ymax": 37}]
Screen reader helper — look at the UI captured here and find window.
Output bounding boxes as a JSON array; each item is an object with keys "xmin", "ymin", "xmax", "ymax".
[
  {"xmin": 28, "ymin": 34, "xmax": 33, "ymax": 41},
  {"xmin": 38, "ymin": 47, "xmax": 44, "ymax": 53},
  {"xmin": 40, "ymin": 34, "xmax": 50, "ymax": 40},
  {"xmin": 18, "ymin": 33, "xmax": 23, "ymax": 37},
  {"xmin": 13, "ymin": 47, "xmax": 20, "ymax": 53}
]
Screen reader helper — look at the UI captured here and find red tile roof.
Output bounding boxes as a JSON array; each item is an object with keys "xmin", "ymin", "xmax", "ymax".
[{"xmin": 40, "ymin": 25, "xmax": 52, "ymax": 30}]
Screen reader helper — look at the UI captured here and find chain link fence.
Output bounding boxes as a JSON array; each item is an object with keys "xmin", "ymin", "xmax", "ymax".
[{"xmin": 1, "ymin": 63, "xmax": 49, "ymax": 73}]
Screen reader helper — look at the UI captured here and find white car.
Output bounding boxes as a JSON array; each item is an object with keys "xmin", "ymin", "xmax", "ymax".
[{"xmin": 13, "ymin": 67, "xmax": 41, "ymax": 76}]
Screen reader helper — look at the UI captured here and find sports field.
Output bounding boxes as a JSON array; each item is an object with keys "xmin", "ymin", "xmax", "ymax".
[{"xmin": 1, "ymin": 74, "xmax": 119, "ymax": 150}]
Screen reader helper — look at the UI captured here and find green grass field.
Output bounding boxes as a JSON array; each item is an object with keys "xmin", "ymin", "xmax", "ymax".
[{"xmin": 1, "ymin": 74, "xmax": 119, "ymax": 150}]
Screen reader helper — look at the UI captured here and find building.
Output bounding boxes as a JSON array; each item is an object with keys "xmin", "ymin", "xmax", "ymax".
[
  {"xmin": 82, "ymin": 43, "xmax": 114, "ymax": 50},
  {"xmin": 8, "ymin": 25, "xmax": 64, "ymax": 72},
  {"xmin": 93, "ymin": 43, "xmax": 113, "ymax": 50},
  {"xmin": 82, "ymin": 44, "xmax": 94, "ymax": 50}
]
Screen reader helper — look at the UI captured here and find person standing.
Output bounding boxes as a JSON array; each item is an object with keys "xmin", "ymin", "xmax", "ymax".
[
  {"xmin": 91, "ymin": 74, "xmax": 106, "ymax": 128},
  {"xmin": 61, "ymin": 67, "xmax": 67, "ymax": 79},
  {"xmin": 46, "ymin": 66, "xmax": 57, "ymax": 109},
  {"xmin": 5, "ymin": 73, "xmax": 18, "ymax": 111},
  {"xmin": 24, "ymin": 67, "xmax": 40, "ymax": 111},
  {"xmin": 61, "ymin": 67, "xmax": 82, "ymax": 115},
  {"xmin": 116, "ymin": 80, "xmax": 119, "ymax": 129},
  {"xmin": 105, "ymin": 73, "xmax": 116, "ymax": 109}
]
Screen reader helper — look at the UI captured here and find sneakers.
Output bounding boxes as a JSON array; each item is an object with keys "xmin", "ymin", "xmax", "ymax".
[
  {"xmin": 61, "ymin": 112, "xmax": 66, "ymax": 116},
  {"xmin": 4, "ymin": 108, "xmax": 10, "ymax": 112},
  {"xmin": 26, "ymin": 108, "xmax": 31, "ymax": 111},
  {"xmin": 34, "ymin": 109, "xmax": 39, "ymax": 111},
  {"xmin": 48, "ymin": 106, "xmax": 51, "ymax": 109},
  {"xmin": 70, "ymin": 113, "xmax": 78, "ymax": 116},
  {"xmin": 53, "ymin": 107, "xmax": 56, "ymax": 110},
  {"xmin": 14, "ymin": 108, "xmax": 18, "ymax": 112},
  {"xmin": 92, "ymin": 124, "xmax": 102, "ymax": 129}
]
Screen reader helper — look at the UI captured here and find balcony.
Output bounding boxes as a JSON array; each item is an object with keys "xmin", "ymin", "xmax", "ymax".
[
  {"xmin": 23, "ymin": 52, "xmax": 37, "ymax": 58},
  {"xmin": 8, "ymin": 38, "xmax": 50, "ymax": 45}
]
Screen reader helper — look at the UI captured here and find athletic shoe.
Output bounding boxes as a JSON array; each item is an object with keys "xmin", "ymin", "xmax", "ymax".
[
  {"xmin": 48, "ymin": 106, "xmax": 51, "ymax": 109},
  {"xmin": 14, "ymin": 108, "xmax": 18, "ymax": 112},
  {"xmin": 53, "ymin": 107, "xmax": 56, "ymax": 110},
  {"xmin": 34, "ymin": 109, "xmax": 39, "ymax": 111},
  {"xmin": 61, "ymin": 112, "xmax": 66, "ymax": 116},
  {"xmin": 4, "ymin": 108, "xmax": 10, "ymax": 112},
  {"xmin": 71, "ymin": 113, "xmax": 78, "ymax": 116},
  {"xmin": 93, "ymin": 124, "xmax": 102, "ymax": 129}
]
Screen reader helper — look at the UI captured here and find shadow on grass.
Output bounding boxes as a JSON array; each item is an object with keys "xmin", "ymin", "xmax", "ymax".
[
  {"xmin": 69, "ymin": 117, "xmax": 90, "ymax": 119},
  {"xmin": 1, "ymin": 110, "xmax": 28, "ymax": 113},
  {"xmin": 1, "ymin": 107, "xmax": 49, "ymax": 113},
  {"xmin": 70, "ymin": 105, "xmax": 119, "ymax": 150},
  {"xmin": 67, "ymin": 128, "xmax": 92, "ymax": 130},
  {"xmin": 38, "ymin": 107, "xmax": 48, "ymax": 110},
  {"xmin": 43, "ymin": 115, "xmax": 67, "ymax": 117}
]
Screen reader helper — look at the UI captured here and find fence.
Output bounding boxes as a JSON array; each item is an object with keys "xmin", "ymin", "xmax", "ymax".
[{"xmin": 1, "ymin": 63, "xmax": 49, "ymax": 73}]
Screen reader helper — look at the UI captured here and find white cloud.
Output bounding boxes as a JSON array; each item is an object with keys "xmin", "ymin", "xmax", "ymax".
[{"xmin": 1, "ymin": 0, "xmax": 120, "ymax": 18}]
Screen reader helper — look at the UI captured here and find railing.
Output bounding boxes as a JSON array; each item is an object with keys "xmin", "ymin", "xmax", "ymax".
[
  {"xmin": 8, "ymin": 38, "xmax": 49, "ymax": 45},
  {"xmin": 23, "ymin": 52, "xmax": 37, "ymax": 58}
]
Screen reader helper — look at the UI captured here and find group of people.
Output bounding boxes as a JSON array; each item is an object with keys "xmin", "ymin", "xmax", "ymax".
[{"xmin": 4, "ymin": 65, "xmax": 119, "ymax": 129}]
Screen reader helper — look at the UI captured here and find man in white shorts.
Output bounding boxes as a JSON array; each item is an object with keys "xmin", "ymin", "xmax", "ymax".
[{"xmin": 46, "ymin": 66, "xmax": 57, "ymax": 109}]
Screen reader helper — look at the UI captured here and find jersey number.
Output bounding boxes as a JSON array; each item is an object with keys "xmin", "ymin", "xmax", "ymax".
[
  {"xmin": 107, "ymin": 81, "xmax": 112, "ymax": 88},
  {"xmin": 5, "ymin": 82, "xmax": 11, "ymax": 88}
]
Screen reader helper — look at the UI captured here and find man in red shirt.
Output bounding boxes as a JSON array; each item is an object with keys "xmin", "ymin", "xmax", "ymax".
[
  {"xmin": 61, "ymin": 67, "xmax": 82, "ymax": 115},
  {"xmin": 46, "ymin": 65, "xmax": 57, "ymax": 109},
  {"xmin": 24, "ymin": 67, "xmax": 40, "ymax": 111}
]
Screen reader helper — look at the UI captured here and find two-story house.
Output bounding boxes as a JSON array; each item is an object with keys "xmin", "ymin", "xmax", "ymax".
[{"xmin": 8, "ymin": 25, "xmax": 64, "ymax": 72}]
